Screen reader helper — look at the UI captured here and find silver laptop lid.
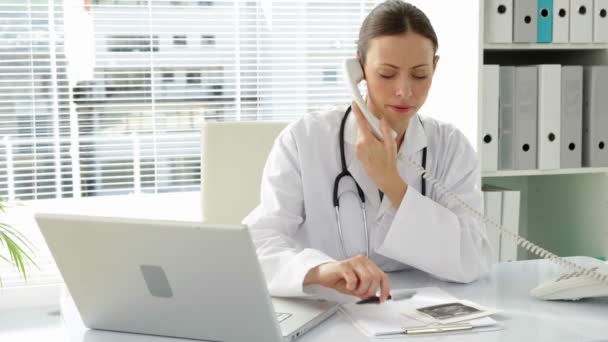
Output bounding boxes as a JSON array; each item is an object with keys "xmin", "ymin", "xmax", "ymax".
[{"xmin": 36, "ymin": 213, "xmax": 284, "ymax": 342}]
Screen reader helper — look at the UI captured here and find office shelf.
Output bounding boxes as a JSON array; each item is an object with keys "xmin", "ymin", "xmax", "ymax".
[
  {"xmin": 484, "ymin": 43, "xmax": 608, "ymax": 51},
  {"xmin": 482, "ymin": 167, "xmax": 608, "ymax": 178},
  {"xmin": 479, "ymin": 0, "xmax": 608, "ymax": 262}
]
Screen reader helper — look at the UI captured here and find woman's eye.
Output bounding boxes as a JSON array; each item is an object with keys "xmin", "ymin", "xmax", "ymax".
[
  {"xmin": 413, "ymin": 75, "xmax": 428, "ymax": 80},
  {"xmin": 379, "ymin": 74, "xmax": 395, "ymax": 79}
]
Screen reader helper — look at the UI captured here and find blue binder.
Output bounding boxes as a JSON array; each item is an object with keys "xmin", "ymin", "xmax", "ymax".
[{"xmin": 538, "ymin": 0, "xmax": 553, "ymax": 43}]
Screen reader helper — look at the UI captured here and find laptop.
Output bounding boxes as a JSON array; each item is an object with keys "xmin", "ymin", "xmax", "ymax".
[{"xmin": 35, "ymin": 213, "xmax": 339, "ymax": 342}]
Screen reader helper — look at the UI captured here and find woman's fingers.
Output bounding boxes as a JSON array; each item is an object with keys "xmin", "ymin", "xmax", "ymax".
[
  {"xmin": 340, "ymin": 267, "xmax": 358, "ymax": 292},
  {"xmin": 366, "ymin": 277, "xmax": 381, "ymax": 299},
  {"xmin": 358, "ymin": 258, "xmax": 390, "ymax": 301},
  {"xmin": 380, "ymin": 118, "xmax": 397, "ymax": 153},
  {"xmin": 318, "ymin": 256, "xmax": 390, "ymax": 301},
  {"xmin": 363, "ymin": 263, "xmax": 383, "ymax": 299},
  {"xmin": 379, "ymin": 270, "xmax": 391, "ymax": 302},
  {"xmin": 352, "ymin": 262, "xmax": 373, "ymax": 297},
  {"xmin": 346, "ymin": 256, "xmax": 388, "ymax": 299},
  {"xmin": 368, "ymin": 261, "xmax": 391, "ymax": 302}
]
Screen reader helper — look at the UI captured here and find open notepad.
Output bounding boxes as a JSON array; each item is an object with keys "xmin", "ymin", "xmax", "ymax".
[{"xmin": 340, "ymin": 287, "xmax": 501, "ymax": 337}]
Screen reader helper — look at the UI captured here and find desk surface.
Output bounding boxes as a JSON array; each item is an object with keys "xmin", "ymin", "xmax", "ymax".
[{"xmin": 2, "ymin": 256, "xmax": 605, "ymax": 342}]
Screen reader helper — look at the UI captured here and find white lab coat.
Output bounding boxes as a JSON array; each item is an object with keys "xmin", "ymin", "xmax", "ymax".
[{"xmin": 243, "ymin": 106, "xmax": 492, "ymax": 298}]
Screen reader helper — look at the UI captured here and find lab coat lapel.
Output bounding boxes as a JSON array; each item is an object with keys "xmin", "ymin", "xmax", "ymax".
[
  {"xmin": 398, "ymin": 113, "xmax": 428, "ymax": 164},
  {"xmin": 397, "ymin": 114, "xmax": 428, "ymax": 194},
  {"xmin": 343, "ymin": 112, "xmax": 381, "ymax": 209}
]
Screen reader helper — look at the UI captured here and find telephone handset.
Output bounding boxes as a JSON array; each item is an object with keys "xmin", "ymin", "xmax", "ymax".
[
  {"xmin": 342, "ymin": 58, "xmax": 397, "ymax": 140},
  {"xmin": 342, "ymin": 59, "xmax": 608, "ymax": 300}
]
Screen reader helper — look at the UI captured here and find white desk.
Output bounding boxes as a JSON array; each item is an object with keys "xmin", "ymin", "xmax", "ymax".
[
  {"xmin": 1, "ymin": 194, "xmax": 606, "ymax": 341},
  {"xmin": 3, "ymin": 257, "xmax": 604, "ymax": 342}
]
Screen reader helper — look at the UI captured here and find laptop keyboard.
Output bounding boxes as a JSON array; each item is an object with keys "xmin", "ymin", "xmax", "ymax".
[{"xmin": 276, "ymin": 312, "xmax": 292, "ymax": 323}]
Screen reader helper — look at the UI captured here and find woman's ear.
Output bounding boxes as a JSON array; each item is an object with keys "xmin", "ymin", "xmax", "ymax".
[{"xmin": 433, "ymin": 55, "xmax": 440, "ymax": 71}]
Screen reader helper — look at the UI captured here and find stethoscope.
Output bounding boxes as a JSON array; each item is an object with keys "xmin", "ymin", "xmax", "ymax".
[{"xmin": 333, "ymin": 106, "xmax": 427, "ymax": 259}]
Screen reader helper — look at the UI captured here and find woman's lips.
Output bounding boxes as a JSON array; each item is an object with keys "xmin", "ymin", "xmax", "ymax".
[{"xmin": 389, "ymin": 105, "xmax": 413, "ymax": 113}]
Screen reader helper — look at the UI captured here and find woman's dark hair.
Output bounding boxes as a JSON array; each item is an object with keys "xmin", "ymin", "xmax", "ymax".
[{"xmin": 357, "ymin": 0, "xmax": 438, "ymax": 65}]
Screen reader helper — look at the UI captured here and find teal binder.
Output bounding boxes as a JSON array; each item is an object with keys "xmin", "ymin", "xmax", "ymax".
[{"xmin": 538, "ymin": 0, "xmax": 553, "ymax": 43}]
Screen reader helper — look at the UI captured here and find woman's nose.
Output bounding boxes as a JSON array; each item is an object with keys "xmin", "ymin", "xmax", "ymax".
[{"xmin": 395, "ymin": 79, "xmax": 413, "ymax": 98}]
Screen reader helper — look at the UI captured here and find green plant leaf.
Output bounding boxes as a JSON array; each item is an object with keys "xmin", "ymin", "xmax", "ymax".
[
  {"xmin": 2, "ymin": 229, "xmax": 38, "ymax": 265},
  {"xmin": 6, "ymin": 239, "xmax": 26, "ymax": 280},
  {"xmin": 0, "ymin": 222, "xmax": 36, "ymax": 251},
  {"xmin": 0, "ymin": 231, "xmax": 38, "ymax": 281},
  {"xmin": 0, "ymin": 199, "xmax": 38, "ymax": 285}
]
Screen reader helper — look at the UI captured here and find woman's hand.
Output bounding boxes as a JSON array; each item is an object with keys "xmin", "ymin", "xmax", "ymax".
[
  {"xmin": 303, "ymin": 255, "xmax": 391, "ymax": 302},
  {"xmin": 351, "ymin": 101, "xmax": 408, "ymax": 206}
]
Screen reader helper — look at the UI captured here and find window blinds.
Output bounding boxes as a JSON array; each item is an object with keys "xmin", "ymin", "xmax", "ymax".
[
  {"xmin": 0, "ymin": 0, "xmax": 380, "ymax": 201},
  {"xmin": 0, "ymin": 0, "xmax": 379, "ymax": 288}
]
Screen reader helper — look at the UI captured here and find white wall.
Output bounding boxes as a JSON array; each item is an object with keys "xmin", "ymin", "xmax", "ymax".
[{"xmin": 408, "ymin": 1, "xmax": 481, "ymax": 150}]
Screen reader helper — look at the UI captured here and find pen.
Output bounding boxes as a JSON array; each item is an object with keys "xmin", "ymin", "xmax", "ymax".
[
  {"xmin": 356, "ymin": 289, "xmax": 417, "ymax": 304},
  {"xmin": 375, "ymin": 323, "xmax": 474, "ymax": 337},
  {"xmin": 403, "ymin": 323, "xmax": 473, "ymax": 335},
  {"xmin": 355, "ymin": 296, "xmax": 387, "ymax": 304}
]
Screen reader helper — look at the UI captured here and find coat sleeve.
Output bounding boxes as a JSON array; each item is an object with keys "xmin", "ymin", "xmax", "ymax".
[
  {"xmin": 242, "ymin": 128, "xmax": 335, "ymax": 297},
  {"xmin": 376, "ymin": 129, "xmax": 493, "ymax": 283}
]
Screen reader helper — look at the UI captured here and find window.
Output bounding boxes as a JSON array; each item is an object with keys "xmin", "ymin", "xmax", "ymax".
[
  {"xmin": 201, "ymin": 34, "xmax": 215, "ymax": 46},
  {"xmin": 104, "ymin": 71, "xmax": 152, "ymax": 99},
  {"xmin": 0, "ymin": 0, "xmax": 382, "ymax": 289},
  {"xmin": 323, "ymin": 67, "xmax": 338, "ymax": 83},
  {"xmin": 172, "ymin": 35, "xmax": 187, "ymax": 46},
  {"xmin": 94, "ymin": 0, "xmax": 147, "ymax": 5},
  {"xmin": 107, "ymin": 35, "xmax": 159, "ymax": 52},
  {"xmin": 186, "ymin": 72, "xmax": 202, "ymax": 84},
  {"xmin": 162, "ymin": 72, "xmax": 175, "ymax": 83},
  {"xmin": 1, "ymin": 0, "xmax": 380, "ymax": 201}
]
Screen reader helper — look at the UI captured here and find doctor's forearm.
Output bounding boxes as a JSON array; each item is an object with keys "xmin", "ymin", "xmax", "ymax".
[{"xmin": 381, "ymin": 175, "xmax": 408, "ymax": 208}]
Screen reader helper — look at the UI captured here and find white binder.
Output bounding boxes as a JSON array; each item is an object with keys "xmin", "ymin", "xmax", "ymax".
[
  {"xmin": 594, "ymin": 0, "xmax": 608, "ymax": 42},
  {"xmin": 570, "ymin": 0, "xmax": 594, "ymax": 43},
  {"xmin": 500, "ymin": 190, "xmax": 520, "ymax": 262},
  {"xmin": 482, "ymin": 65, "xmax": 500, "ymax": 172},
  {"xmin": 514, "ymin": 66, "xmax": 538, "ymax": 170},
  {"xmin": 582, "ymin": 66, "xmax": 608, "ymax": 167},
  {"xmin": 538, "ymin": 65, "xmax": 562, "ymax": 170},
  {"xmin": 553, "ymin": 0, "xmax": 571, "ymax": 43},
  {"xmin": 485, "ymin": 0, "xmax": 514, "ymax": 43},
  {"xmin": 560, "ymin": 66, "xmax": 583, "ymax": 168},
  {"xmin": 499, "ymin": 67, "xmax": 515, "ymax": 170},
  {"xmin": 514, "ymin": 0, "xmax": 538, "ymax": 42},
  {"xmin": 483, "ymin": 190, "xmax": 502, "ymax": 263}
]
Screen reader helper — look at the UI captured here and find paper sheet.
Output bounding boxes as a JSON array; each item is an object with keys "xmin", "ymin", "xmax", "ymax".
[{"xmin": 340, "ymin": 287, "xmax": 498, "ymax": 337}]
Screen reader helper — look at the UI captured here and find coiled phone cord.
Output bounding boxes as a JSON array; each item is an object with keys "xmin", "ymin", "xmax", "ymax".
[{"xmin": 406, "ymin": 155, "xmax": 608, "ymax": 285}]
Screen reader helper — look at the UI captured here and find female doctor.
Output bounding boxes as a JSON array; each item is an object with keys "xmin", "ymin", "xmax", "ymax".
[{"xmin": 243, "ymin": 0, "xmax": 492, "ymax": 303}]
